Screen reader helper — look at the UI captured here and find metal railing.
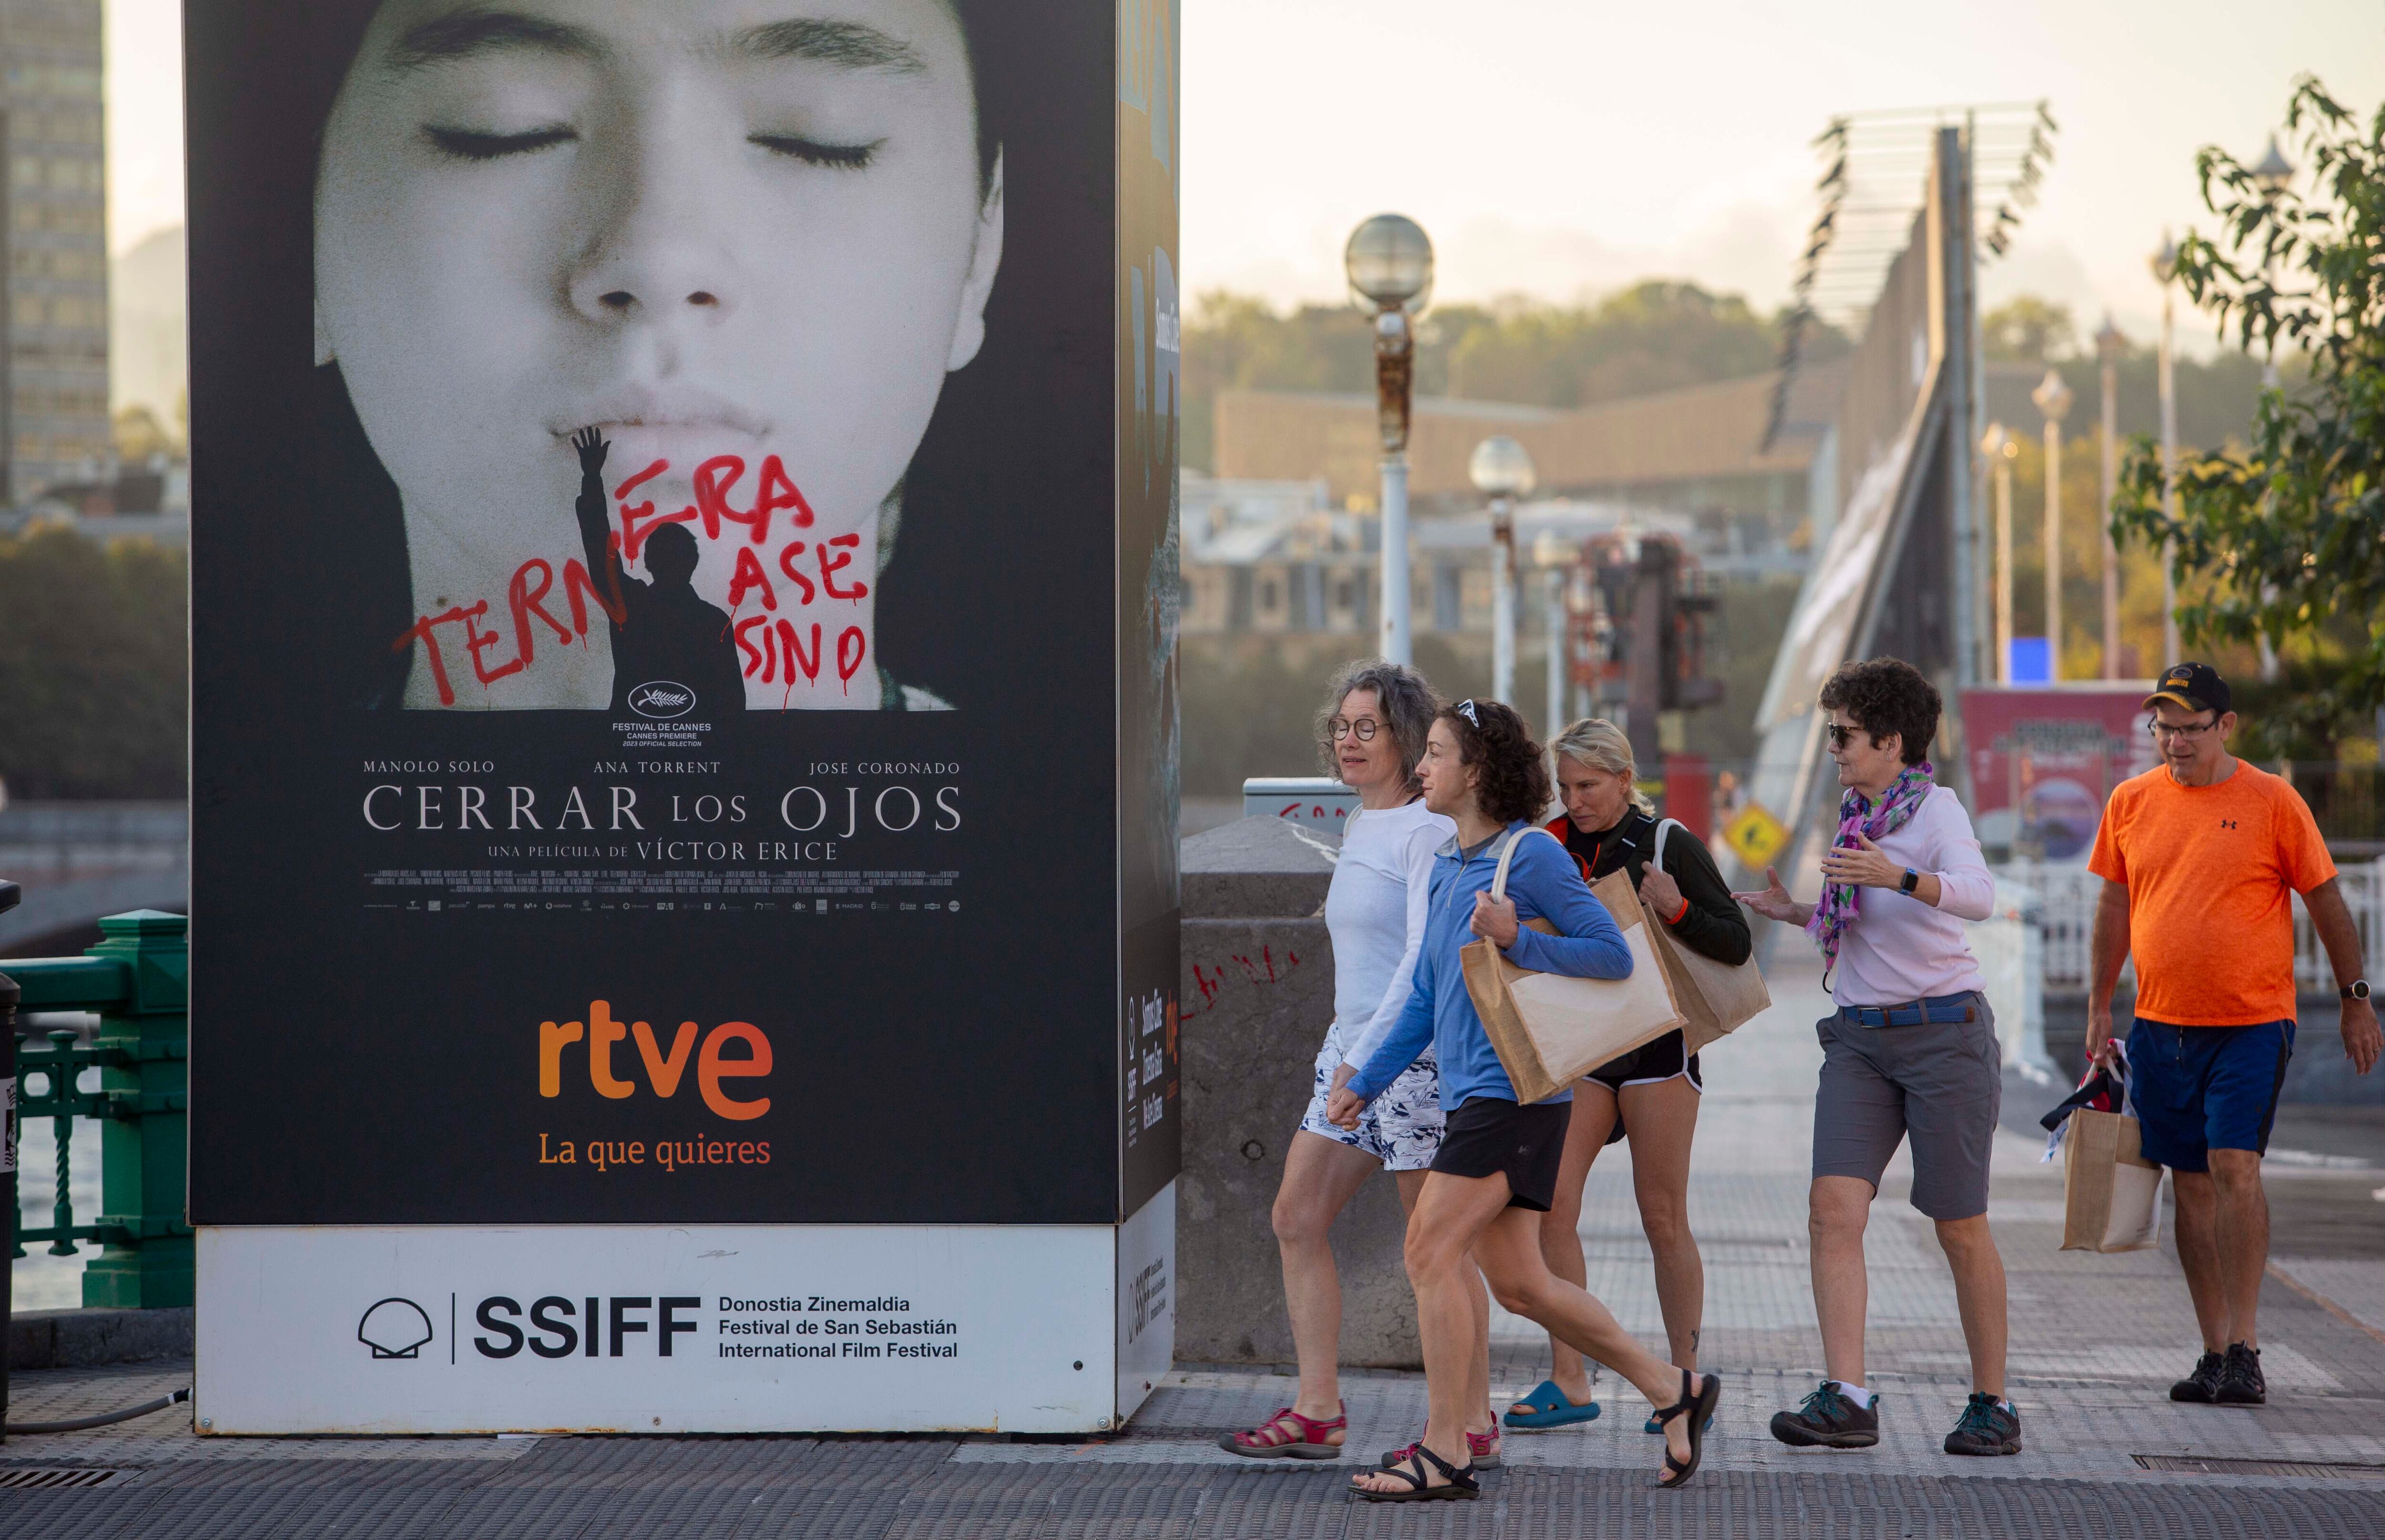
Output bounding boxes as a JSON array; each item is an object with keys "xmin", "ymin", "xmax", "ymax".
[
  {"xmin": 4, "ymin": 910, "xmax": 191, "ymax": 1308},
  {"xmin": 2002, "ymin": 856, "xmax": 2385, "ymax": 995}
]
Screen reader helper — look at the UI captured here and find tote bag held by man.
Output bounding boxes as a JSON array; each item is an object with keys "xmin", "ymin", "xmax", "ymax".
[
  {"xmin": 2060, "ymin": 1107, "xmax": 2163, "ymax": 1253},
  {"xmin": 1461, "ymin": 828, "xmax": 1687, "ymax": 1104},
  {"xmin": 1647, "ymin": 818, "xmax": 1770, "ymax": 1053}
]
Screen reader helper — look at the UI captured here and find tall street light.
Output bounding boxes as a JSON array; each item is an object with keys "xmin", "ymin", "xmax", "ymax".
[
  {"xmin": 1532, "ymin": 530, "xmax": 1573, "ymax": 739},
  {"xmin": 1982, "ymin": 424, "xmax": 2017, "ymax": 682},
  {"xmin": 1470, "ymin": 434, "xmax": 1535, "ymax": 705},
  {"xmin": 2152, "ymin": 232, "xmax": 2182, "ymax": 665},
  {"xmin": 2032, "ymin": 368, "xmax": 2074, "ymax": 682},
  {"xmin": 1346, "ymin": 214, "xmax": 1433, "ymax": 666},
  {"xmin": 2251, "ymin": 134, "xmax": 2294, "ymax": 682},
  {"xmin": 2252, "ymin": 134, "xmax": 2295, "ymax": 393},
  {"xmin": 2095, "ymin": 315, "xmax": 2125, "ymax": 678}
]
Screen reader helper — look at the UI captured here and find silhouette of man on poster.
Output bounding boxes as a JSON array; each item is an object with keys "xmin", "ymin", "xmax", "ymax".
[{"xmin": 572, "ymin": 428, "xmax": 745, "ymax": 719}]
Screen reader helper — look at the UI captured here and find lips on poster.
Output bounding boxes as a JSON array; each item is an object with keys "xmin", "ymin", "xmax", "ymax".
[{"xmin": 308, "ymin": 0, "xmax": 1014, "ymax": 716}]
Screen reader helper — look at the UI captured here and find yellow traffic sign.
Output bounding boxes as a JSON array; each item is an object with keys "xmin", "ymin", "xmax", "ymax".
[{"xmin": 1721, "ymin": 802, "xmax": 1790, "ymax": 869}]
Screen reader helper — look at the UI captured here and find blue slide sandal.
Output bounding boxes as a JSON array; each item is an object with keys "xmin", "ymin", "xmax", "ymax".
[{"xmin": 1504, "ymin": 1380, "xmax": 1603, "ymax": 1430}]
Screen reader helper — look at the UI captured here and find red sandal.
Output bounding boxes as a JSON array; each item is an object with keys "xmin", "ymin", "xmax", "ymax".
[
  {"xmin": 1219, "ymin": 1401, "xmax": 1347, "ymax": 1459},
  {"xmin": 1380, "ymin": 1428, "xmax": 1501, "ymax": 1469}
]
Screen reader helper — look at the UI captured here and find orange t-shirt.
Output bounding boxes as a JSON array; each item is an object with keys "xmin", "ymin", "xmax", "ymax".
[{"xmin": 2087, "ymin": 762, "xmax": 2336, "ymax": 1025}]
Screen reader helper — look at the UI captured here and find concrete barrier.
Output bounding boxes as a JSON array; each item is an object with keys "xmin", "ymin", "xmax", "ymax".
[
  {"xmin": 1176, "ymin": 817, "xmax": 1421, "ymax": 1368},
  {"xmin": 8, "ymin": 1306, "xmax": 194, "ymax": 1369}
]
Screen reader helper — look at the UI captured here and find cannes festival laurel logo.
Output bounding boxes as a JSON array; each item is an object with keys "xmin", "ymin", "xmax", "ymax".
[
  {"xmin": 629, "ymin": 681, "xmax": 695, "ymax": 720},
  {"xmin": 357, "ymin": 1297, "xmax": 435, "ymax": 1360}
]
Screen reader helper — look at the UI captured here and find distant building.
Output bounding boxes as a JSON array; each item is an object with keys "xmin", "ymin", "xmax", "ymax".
[
  {"xmin": 0, "ymin": 0, "xmax": 109, "ymax": 503},
  {"xmin": 1212, "ymin": 362, "xmax": 1848, "ymax": 544},
  {"xmin": 1181, "ymin": 474, "xmax": 1722, "ymax": 641}
]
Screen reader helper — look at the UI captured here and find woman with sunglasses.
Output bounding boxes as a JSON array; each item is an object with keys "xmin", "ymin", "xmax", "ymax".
[
  {"xmin": 1223, "ymin": 661, "xmax": 1502, "ymax": 1463},
  {"xmin": 1505, "ymin": 718, "xmax": 1749, "ymax": 1438},
  {"xmin": 1330, "ymin": 699, "xmax": 1722, "ymax": 1499}
]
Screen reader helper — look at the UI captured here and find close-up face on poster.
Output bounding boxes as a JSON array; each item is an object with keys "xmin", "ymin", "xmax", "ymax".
[{"xmin": 188, "ymin": 0, "xmax": 1178, "ymax": 1230}]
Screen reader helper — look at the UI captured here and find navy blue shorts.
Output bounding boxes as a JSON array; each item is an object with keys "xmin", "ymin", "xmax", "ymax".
[{"xmin": 2125, "ymin": 1018, "xmax": 2294, "ymax": 1173}]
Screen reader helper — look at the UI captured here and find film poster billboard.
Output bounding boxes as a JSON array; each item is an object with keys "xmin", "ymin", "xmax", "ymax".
[
  {"xmin": 187, "ymin": 0, "xmax": 1180, "ymax": 1434},
  {"xmin": 1959, "ymin": 686, "xmax": 2159, "ymax": 861}
]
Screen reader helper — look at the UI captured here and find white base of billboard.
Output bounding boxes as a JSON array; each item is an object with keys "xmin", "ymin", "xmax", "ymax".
[{"xmin": 194, "ymin": 1183, "xmax": 1175, "ymax": 1436}]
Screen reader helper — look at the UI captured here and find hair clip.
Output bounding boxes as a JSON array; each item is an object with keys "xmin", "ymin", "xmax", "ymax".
[{"xmin": 1455, "ymin": 699, "xmax": 1480, "ymax": 727}]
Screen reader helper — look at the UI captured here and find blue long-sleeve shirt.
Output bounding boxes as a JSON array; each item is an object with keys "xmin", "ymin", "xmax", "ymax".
[{"xmin": 1348, "ymin": 821, "xmax": 1633, "ymax": 1107}]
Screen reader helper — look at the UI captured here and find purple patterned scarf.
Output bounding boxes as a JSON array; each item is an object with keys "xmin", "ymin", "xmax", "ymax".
[{"xmin": 1806, "ymin": 761, "xmax": 1936, "ymax": 982}]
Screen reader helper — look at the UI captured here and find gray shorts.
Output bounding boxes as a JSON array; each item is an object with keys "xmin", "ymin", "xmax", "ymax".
[{"xmin": 1812, "ymin": 992, "xmax": 2001, "ymax": 1220}]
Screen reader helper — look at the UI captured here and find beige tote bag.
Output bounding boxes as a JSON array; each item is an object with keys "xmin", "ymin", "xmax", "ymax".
[
  {"xmin": 2059, "ymin": 1107, "xmax": 2164, "ymax": 1253},
  {"xmin": 1647, "ymin": 819, "xmax": 1772, "ymax": 1054},
  {"xmin": 1461, "ymin": 827, "xmax": 1687, "ymax": 1104}
]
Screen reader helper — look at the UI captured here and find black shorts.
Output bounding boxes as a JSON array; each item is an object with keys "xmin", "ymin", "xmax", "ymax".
[
  {"xmin": 1430, "ymin": 1096, "xmax": 1573, "ymax": 1211},
  {"xmin": 1583, "ymin": 1029, "xmax": 1703, "ymax": 1145}
]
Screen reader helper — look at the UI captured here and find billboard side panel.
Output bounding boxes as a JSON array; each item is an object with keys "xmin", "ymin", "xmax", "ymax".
[{"xmin": 1115, "ymin": 0, "xmax": 1182, "ymax": 1219}]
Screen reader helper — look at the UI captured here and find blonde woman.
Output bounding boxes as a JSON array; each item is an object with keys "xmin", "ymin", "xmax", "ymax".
[{"xmin": 1504, "ymin": 719, "xmax": 1749, "ymax": 1436}]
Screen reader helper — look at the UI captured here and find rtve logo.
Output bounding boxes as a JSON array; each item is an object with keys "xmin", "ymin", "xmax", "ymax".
[{"xmin": 540, "ymin": 1001, "xmax": 771, "ymax": 1120}]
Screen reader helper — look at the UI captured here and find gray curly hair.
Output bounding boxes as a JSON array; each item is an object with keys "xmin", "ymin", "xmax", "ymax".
[
  {"xmin": 1315, "ymin": 659, "xmax": 1442, "ymax": 796},
  {"xmin": 1548, "ymin": 717, "xmax": 1655, "ymax": 815}
]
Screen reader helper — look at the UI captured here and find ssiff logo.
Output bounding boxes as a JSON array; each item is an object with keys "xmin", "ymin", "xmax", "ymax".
[{"xmin": 358, "ymin": 1298, "xmax": 434, "ymax": 1359}]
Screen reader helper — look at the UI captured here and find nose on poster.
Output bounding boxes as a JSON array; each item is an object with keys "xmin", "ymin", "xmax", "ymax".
[{"xmin": 184, "ymin": 0, "xmax": 1181, "ymax": 1436}]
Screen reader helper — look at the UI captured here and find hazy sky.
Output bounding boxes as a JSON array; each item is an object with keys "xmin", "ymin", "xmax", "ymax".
[{"xmin": 109, "ymin": 0, "xmax": 2385, "ymax": 356}]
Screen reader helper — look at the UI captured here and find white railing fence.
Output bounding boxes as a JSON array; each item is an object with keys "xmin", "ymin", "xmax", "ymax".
[{"xmin": 2000, "ymin": 856, "xmax": 2385, "ymax": 996}]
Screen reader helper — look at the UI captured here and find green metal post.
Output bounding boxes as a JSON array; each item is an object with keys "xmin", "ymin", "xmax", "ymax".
[{"xmin": 80, "ymin": 910, "xmax": 190, "ymax": 1308}]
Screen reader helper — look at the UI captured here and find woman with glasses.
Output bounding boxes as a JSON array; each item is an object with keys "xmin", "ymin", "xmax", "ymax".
[
  {"xmin": 1331, "ymin": 699, "xmax": 1721, "ymax": 1499},
  {"xmin": 1733, "ymin": 658, "xmax": 2020, "ymax": 1458},
  {"xmin": 1222, "ymin": 661, "xmax": 1490, "ymax": 1462},
  {"xmin": 1505, "ymin": 718, "xmax": 1749, "ymax": 1437}
]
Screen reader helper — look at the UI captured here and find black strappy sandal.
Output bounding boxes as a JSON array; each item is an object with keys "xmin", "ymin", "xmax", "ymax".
[
  {"xmin": 1652, "ymin": 1369, "xmax": 1722, "ymax": 1489},
  {"xmin": 1349, "ymin": 1439, "xmax": 1481, "ymax": 1502}
]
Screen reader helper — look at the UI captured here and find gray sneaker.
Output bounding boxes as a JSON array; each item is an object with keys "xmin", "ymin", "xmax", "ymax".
[
  {"xmin": 2170, "ymin": 1352, "xmax": 2224, "ymax": 1403},
  {"xmin": 1769, "ymin": 1381, "xmax": 1879, "ymax": 1448},
  {"xmin": 1944, "ymin": 1392, "xmax": 2022, "ymax": 1456},
  {"xmin": 2214, "ymin": 1344, "xmax": 2266, "ymax": 1406}
]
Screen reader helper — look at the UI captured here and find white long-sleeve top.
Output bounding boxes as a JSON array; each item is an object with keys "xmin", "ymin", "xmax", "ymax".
[
  {"xmin": 1326, "ymin": 798, "xmax": 1457, "ymax": 1072},
  {"xmin": 1827, "ymin": 784, "xmax": 1994, "ymax": 1008}
]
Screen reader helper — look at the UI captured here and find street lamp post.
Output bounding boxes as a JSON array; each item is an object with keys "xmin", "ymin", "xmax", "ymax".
[
  {"xmin": 2252, "ymin": 134, "xmax": 2295, "ymax": 393},
  {"xmin": 2251, "ymin": 135, "xmax": 2294, "ymax": 682},
  {"xmin": 1346, "ymin": 215, "xmax": 1434, "ymax": 666},
  {"xmin": 2032, "ymin": 368, "xmax": 2074, "ymax": 682},
  {"xmin": 1982, "ymin": 424, "xmax": 2017, "ymax": 682},
  {"xmin": 2095, "ymin": 315, "xmax": 2125, "ymax": 678},
  {"xmin": 1533, "ymin": 529, "xmax": 1572, "ymax": 741},
  {"xmin": 2152, "ymin": 233, "xmax": 2181, "ymax": 665},
  {"xmin": 1470, "ymin": 435, "xmax": 1535, "ymax": 706}
]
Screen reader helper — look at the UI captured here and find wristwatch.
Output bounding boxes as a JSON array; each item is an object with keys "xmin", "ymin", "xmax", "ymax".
[
  {"xmin": 1899, "ymin": 868, "xmax": 1921, "ymax": 895},
  {"xmin": 2345, "ymin": 980, "xmax": 2372, "ymax": 1001}
]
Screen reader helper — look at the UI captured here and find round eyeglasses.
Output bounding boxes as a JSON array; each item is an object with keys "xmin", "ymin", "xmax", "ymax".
[{"xmin": 1328, "ymin": 718, "xmax": 1380, "ymax": 742}]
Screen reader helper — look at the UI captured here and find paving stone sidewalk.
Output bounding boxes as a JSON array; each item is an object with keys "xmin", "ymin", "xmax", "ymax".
[{"xmin": 6, "ymin": 978, "xmax": 2383, "ymax": 1535}]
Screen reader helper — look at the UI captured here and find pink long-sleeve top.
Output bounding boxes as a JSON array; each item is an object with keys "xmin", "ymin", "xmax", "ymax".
[{"xmin": 1826, "ymin": 785, "xmax": 1994, "ymax": 1008}]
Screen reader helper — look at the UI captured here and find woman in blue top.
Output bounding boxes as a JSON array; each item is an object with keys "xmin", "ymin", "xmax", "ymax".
[{"xmin": 1330, "ymin": 699, "xmax": 1722, "ymax": 1498}]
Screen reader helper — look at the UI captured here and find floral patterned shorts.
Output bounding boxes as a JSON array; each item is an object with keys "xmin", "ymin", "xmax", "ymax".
[{"xmin": 1297, "ymin": 1020, "xmax": 1445, "ymax": 1171}]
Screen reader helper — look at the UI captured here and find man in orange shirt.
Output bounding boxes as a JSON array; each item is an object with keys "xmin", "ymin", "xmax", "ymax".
[{"xmin": 2085, "ymin": 662, "xmax": 2380, "ymax": 1407}]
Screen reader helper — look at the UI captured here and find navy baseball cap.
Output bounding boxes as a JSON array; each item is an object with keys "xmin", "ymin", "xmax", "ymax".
[{"xmin": 2144, "ymin": 661, "xmax": 2231, "ymax": 717}]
